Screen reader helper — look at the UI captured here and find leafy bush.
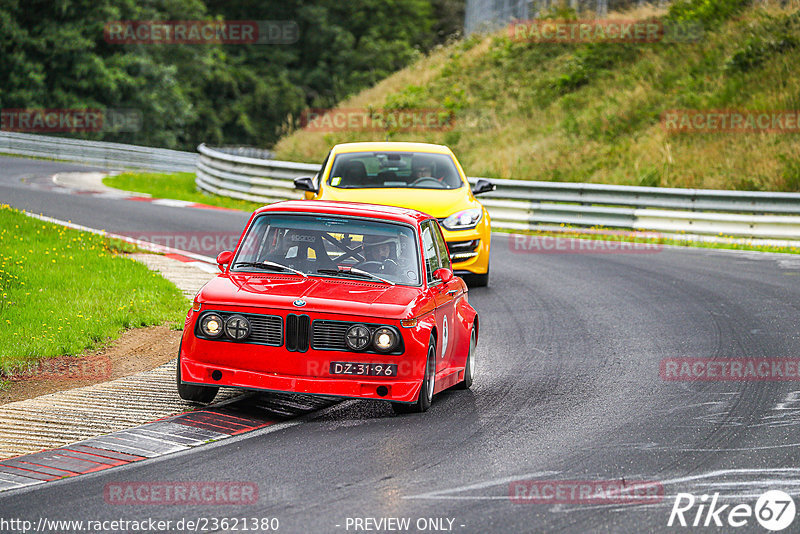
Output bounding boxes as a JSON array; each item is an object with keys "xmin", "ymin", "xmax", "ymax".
[
  {"xmin": 668, "ymin": 0, "xmax": 751, "ymax": 25},
  {"xmin": 384, "ymin": 85, "xmax": 429, "ymax": 110},
  {"xmin": 726, "ymin": 11, "xmax": 799, "ymax": 72},
  {"xmin": 0, "ymin": 0, "xmax": 462, "ymax": 150}
]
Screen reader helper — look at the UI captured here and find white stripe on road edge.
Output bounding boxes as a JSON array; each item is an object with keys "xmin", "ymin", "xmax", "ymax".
[
  {"xmin": 151, "ymin": 199, "xmax": 195, "ymax": 208},
  {"xmin": 185, "ymin": 261, "xmax": 218, "ymax": 274}
]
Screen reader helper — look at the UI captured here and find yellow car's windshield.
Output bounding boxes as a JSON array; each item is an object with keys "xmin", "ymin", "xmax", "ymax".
[{"xmin": 327, "ymin": 152, "xmax": 463, "ymax": 190}]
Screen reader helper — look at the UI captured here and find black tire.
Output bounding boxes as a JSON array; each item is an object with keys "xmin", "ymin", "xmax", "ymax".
[
  {"xmin": 176, "ymin": 357, "xmax": 219, "ymax": 404},
  {"xmin": 464, "ymin": 265, "xmax": 489, "ymax": 287},
  {"xmin": 392, "ymin": 335, "xmax": 436, "ymax": 414},
  {"xmin": 455, "ymin": 327, "xmax": 476, "ymax": 390}
]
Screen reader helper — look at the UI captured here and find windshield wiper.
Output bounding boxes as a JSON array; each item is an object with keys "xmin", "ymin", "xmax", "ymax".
[
  {"xmin": 233, "ymin": 261, "xmax": 308, "ymax": 278},
  {"xmin": 316, "ymin": 268, "xmax": 395, "ymax": 286}
]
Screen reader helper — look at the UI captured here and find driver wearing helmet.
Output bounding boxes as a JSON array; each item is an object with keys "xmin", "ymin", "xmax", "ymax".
[{"xmin": 362, "ymin": 234, "xmax": 398, "ymax": 272}]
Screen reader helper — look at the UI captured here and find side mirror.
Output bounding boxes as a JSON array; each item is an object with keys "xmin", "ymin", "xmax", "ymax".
[
  {"xmin": 216, "ymin": 250, "xmax": 233, "ymax": 271},
  {"xmin": 471, "ymin": 179, "xmax": 495, "ymax": 196},
  {"xmin": 294, "ymin": 176, "xmax": 318, "ymax": 194},
  {"xmin": 433, "ymin": 267, "xmax": 454, "ymax": 283}
]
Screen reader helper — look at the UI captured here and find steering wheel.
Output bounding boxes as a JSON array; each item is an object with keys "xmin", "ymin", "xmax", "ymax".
[
  {"xmin": 358, "ymin": 259, "xmax": 398, "ymax": 274},
  {"xmin": 411, "ymin": 177, "xmax": 445, "ymax": 188},
  {"xmin": 358, "ymin": 261, "xmax": 383, "ymax": 272}
]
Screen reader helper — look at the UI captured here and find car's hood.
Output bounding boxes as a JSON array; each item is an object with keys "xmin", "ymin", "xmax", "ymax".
[
  {"xmin": 198, "ymin": 274, "xmax": 427, "ymax": 320},
  {"xmin": 318, "ymin": 186, "xmax": 477, "ymax": 219}
]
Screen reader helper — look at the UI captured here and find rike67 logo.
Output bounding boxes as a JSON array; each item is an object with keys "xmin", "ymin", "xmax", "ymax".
[{"xmin": 668, "ymin": 490, "xmax": 796, "ymax": 531}]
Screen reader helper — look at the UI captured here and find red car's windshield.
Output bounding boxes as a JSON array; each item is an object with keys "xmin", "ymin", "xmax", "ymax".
[{"xmin": 231, "ymin": 214, "xmax": 422, "ymax": 286}]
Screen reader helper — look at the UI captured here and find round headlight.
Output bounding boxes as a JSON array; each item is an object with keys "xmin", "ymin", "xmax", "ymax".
[
  {"xmin": 345, "ymin": 324, "xmax": 371, "ymax": 351},
  {"xmin": 372, "ymin": 327, "xmax": 398, "ymax": 352},
  {"xmin": 200, "ymin": 313, "xmax": 224, "ymax": 338},
  {"xmin": 225, "ymin": 314, "xmax": 251, "ymax": 341}
]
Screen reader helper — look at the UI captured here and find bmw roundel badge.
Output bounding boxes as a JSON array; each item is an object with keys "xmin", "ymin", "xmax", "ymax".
[{"xmin": 293, "ymin": 299, "xmax": 306, "ymax": 307}]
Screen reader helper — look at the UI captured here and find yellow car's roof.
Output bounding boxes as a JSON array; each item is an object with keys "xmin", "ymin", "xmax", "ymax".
[{"xmin": 331, "ymin": 142, "xmax": 453, "ymax": 155}]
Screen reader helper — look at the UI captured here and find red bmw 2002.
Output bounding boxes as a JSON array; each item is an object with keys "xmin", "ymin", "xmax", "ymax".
[{"xmin": 178, "ymin": 200, "xmax": 478, "ymax": 413}]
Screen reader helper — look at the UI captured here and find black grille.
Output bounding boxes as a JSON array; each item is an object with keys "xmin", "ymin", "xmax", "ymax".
[
  {"xmin": 195, "ymin": 311, "xmax": 282, "ymax": 346},
  {"xmin": 286, "ymin": 314, "xmax": 310, "ymax": 352},
  {"xmin": 248, "ymin": 315, "xmax": 283, "ymax": 346},
  {"xmin": 312, "ymin": 320, "xmax": 404, "ymax": 354},
  {"xmin": 447, "ymin": 239, "xmax": 480, "ymax": 253},
  {"xmin": 447, "ymin": 239, "xmax": 480, "ymax": 261},
  {"xmin": 312, "ymin": 321, "xmax": 351, "ymax": 351}
]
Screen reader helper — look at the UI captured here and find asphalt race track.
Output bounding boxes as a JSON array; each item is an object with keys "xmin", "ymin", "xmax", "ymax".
[
  {"xmin": 0, "ymin": 156, "xmax": 250, "ymax": 241},
  {"xmin": 2, "ymin": 156, "xmax": 800, "ymax": 533}
]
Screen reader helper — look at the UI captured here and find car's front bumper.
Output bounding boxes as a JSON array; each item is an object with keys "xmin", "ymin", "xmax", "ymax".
[
  {"xmin": 180, "ymin": 358, "xmax": 423, "ymax": 402},
  {"xmin": 179, "ymin": 308, "xmax": 431, "ymax": 403}
]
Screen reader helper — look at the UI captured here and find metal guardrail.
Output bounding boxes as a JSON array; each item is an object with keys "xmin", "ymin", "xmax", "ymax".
[
  {"xmin": 196, "ymin": 143, "xmax": 317, "ymax": 203},
  {"xmin": 0, "ymin": 132, "xmax": 196, "ymax": 172},
  {"xmin": 4, "ymin": 134, "xmax": 797, "ymax": 240},
  {"xmin": 195, "ymin": 144, "xmax": 800, "ymax": 239},
  {"xmin": 212, "ymin": 146, "xmax": 275, "ymax": 160},
  {"xmin": 476, "ymin": 178, "xmax": 800, "ymax": 238}
]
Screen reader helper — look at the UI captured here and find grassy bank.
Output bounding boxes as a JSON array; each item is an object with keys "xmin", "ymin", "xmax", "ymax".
[
  {"xmin": 274, "ymin": 0, "xmax": 800, "ymax": 192},
  {"xmin": 0, "ymin": 204, "xmax": 188, "ymax": 376},
  {"xmin": 104, "ymin": 172, "xmax": 264, "ymax": 212}
]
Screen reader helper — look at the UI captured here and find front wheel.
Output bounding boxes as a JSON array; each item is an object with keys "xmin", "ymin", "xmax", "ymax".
[
  {"xmin": 392, "ymin": 335, "xmax": 436, "ymax": 414},
  {"xmin": 176, "ymin": 358, "xmax": 218, "ymax": 404}
]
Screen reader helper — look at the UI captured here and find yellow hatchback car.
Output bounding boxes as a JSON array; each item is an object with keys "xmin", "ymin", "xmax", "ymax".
[{"xmin": 294, "ymin": 142, "xmax": 495, "ymax": 286}]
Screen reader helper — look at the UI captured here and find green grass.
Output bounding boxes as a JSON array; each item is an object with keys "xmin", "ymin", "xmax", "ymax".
[
  {"xmin": 104, "ymin": 171, "xmax": 265, "ymax": 212},
  {"xmin": 0, "ymin": 204, "xmax": 189, "ymax": 376},
  {"xmin": 274, "ymin": 0, "xmax": 800, "ymax": 192}
]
